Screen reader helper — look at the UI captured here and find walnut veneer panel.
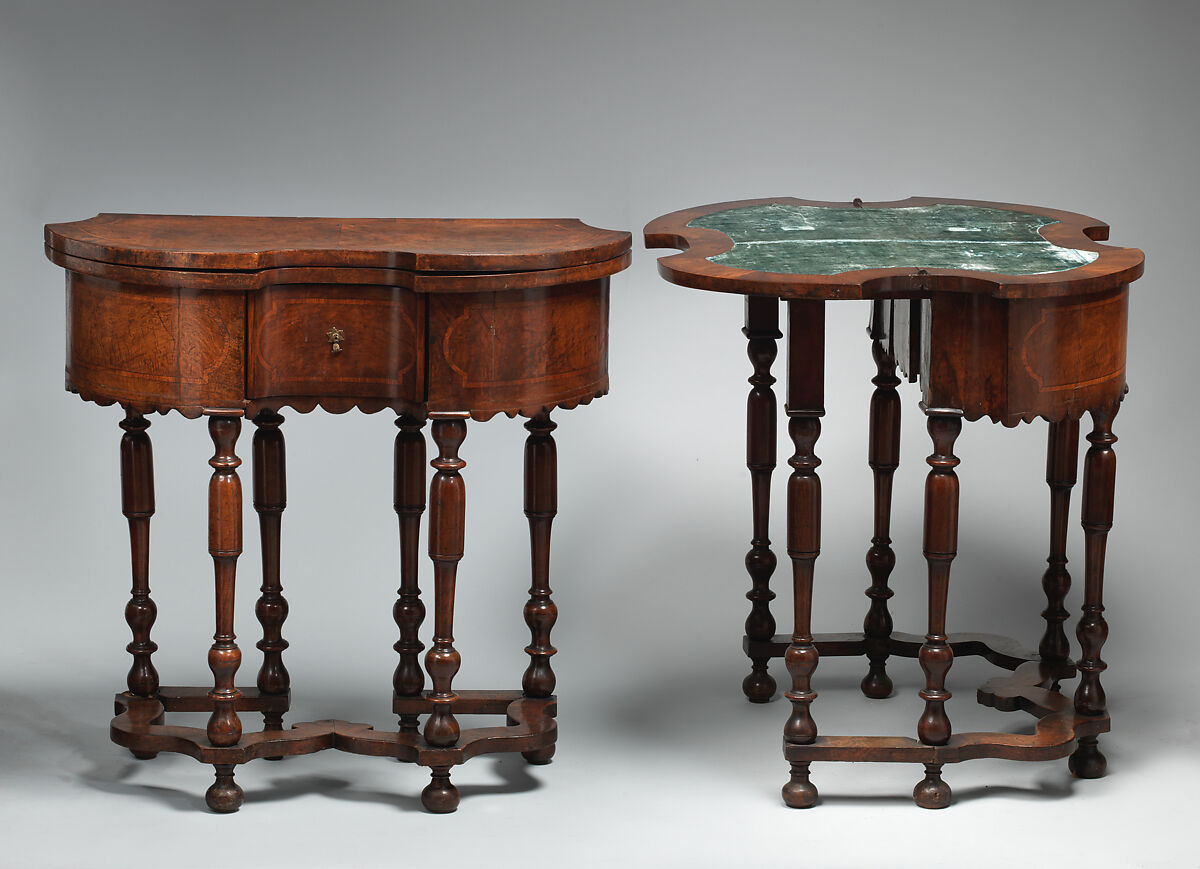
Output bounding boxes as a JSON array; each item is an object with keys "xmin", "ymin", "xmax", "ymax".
[
  {"xmin": 66, "ymin": 273, "xmax": 244, "ymax": 412},
  {"xmin": 426, "ymin": 280, "xmax": 609, "ymax": 418}
]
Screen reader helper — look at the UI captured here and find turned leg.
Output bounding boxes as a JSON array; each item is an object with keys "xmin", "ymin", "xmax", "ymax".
[
  {"xmin": 206, "ymin": 415, "xmax": 244, "ymax": 812},
  {"xmin": 742, "ymin": 296, "xmax": 781, "ymax": 703},
  {"xmin": 914, "ymin": 411, "xmax": 961, "ymax": 809},
  {"xmin": 1070, "ymin": 406, "xmax": 1117, "ymax": 779},
  {"xmin": 521, "ymin": 413, "xmax": 558, "ymax": 764},
  {"xmin": 120, "ymin": 411, "xmax": 160, "ymax": 760},
  {"xmin": 1041, "ymin": 418, "xmax": 1080, "ymax": 683},
  {"xmin": 423, "ymin": 416, "xmax": 466, "ymax": 813},
  {"xmin": 252, "ymin": 410, "xmax": 289, "ymax": 755},
  {"xmin": 862, "ymin": 337, "xmax": 901, "ymax": 699},
  {"xmin": 393, "ymin": 415, "xmax": 427, "ymax": 734},
  {"xmin": 781, "ymin": 300, "xmax": 823, "ymax": 809}
]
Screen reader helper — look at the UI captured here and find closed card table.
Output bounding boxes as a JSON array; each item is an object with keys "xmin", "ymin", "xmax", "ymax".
[
  {"xmin": 45, "ymin": 214, "xmax": 631, "ymax": 813},
  {"xmin": 645, "ymin": 197, "xmax": 1143, "ymax": 808}
]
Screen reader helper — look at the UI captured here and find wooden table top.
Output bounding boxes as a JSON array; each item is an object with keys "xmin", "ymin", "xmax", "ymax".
[
  {"xmin": 644, "ymin": 197, "xmax": 1143, "ymax": 300},
  {"xmin": 46, "ymin": 213, "xmax": 632, "ymax": 273}
]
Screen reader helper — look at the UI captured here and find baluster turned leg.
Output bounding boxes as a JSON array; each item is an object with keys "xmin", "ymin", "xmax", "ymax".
[
  {"xmin": 1041, "ymin": 419, "xmax": 1080, "ymax": 687},
  {"xmin": 394, "ymin": 415, "xmax": 427, "ymax": 734},
  {"xmin": 205, "ymin": 415, "xmax": 244, "ymax": 813},
  {"xmin": 252, "ymin": 410, "xmax": 289, "ymax": 757},
  {"xmin": 914, "ymin": 411, "xmax": 961, "ymax": 809},
  {"xmin": 862, "ymin": 338, "xmax": 901, "ymax": 699},
  {"xmin": 120, "ymin": 411, "xmax": 160, "ymax": 760},
  {"xmin": 1069, "ymin": 406, "xmax": 1117, "ymax": 779},
  {"xmin": 521, "ymin": 413, "xmax": 558, "ymax": 763},
  {"xmin": 742, "ymin": 297, "xmax": 781, "ymax": 703},
  {"xmin": 422, "ymin": 415, "xmax": 467, "ymax": 813},
  {"xmin": 781, "ymin": 300, "xmax": 823, "ymax": 809}
]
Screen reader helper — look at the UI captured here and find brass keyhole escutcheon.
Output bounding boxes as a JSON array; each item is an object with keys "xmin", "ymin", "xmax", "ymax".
[{"xmin": 326, "ymin": 326, "xmax": 345, "ymax": 354}]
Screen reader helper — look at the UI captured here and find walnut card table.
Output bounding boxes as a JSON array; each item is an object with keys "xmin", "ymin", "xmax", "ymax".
[
  {"xmin": 645, "ymin": 197, "xmax": 1143, "ymax": 808},
  {"xmin": 46, "ymin": 214, "xmax": 630, "ymax": 813}
]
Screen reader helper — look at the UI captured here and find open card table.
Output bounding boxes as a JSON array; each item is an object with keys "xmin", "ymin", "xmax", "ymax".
[
  {"xmin": 45, "ymin": 214, "xmax": 630, "ymax": 813},
  {"xmin": 645, "ymin": 197, "xmax": 1143, "ymax": 808}
]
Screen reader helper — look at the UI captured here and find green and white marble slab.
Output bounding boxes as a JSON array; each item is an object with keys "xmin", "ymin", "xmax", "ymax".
[{"xmin": 688, "ymin": 203, "xmax": 1098, "ymax": 276}]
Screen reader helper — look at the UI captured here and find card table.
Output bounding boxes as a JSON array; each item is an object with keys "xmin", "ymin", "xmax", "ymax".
[
  {"xmin": 645, "ymin": 197, "xmax": 1143, "ymax": 807},
  {"xmin": 45, "ymin": 213, "xmax": 631, "ymax": 813}
]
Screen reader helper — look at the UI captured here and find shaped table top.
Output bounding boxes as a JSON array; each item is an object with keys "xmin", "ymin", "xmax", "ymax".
[
  {"xmin": 45, "ymin": 214, "xmax": 631, "ymax": 273},
  {"xmin": 645, "ymin": 197, "xmax": 1143, "ymax": 300}
]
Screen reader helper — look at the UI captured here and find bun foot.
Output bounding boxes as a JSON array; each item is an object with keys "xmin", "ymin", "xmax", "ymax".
[
  {"xmin": 129, "ymin": 749, "xmax": 158, "ymax": 760},
  {"xmin": 421, "ymin": 767, "xmax": 460, "ymax": 813},
  {"xmin": 859, "ymin": 666, "xmax": 893, "ymax": 700},
  {"xmin": 781, "ymin": 761, "xmax": 818, "ymax": 808},
  {"xmin": 913, "ymin": 763, "xmax": 952, "ymax": 809},
  {"xmin": 205, "ymin": 764, "xmax": 244, "ymax": 813},
  {"xmin": 1069, "ymin": 736, "xmax": 1107, "ymax": 779},
  {"xmin": 522, "ymin": 745, "xmax": 555, "ymax": 765},
  {"xmin": 742, "ymin": 664, "xmax": 777, "ymax": 703}
]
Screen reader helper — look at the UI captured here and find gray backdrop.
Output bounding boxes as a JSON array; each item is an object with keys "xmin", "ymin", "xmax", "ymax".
[{"xmin": 2, "ymin": 2, "xmax": 1196, "ymax": 867}]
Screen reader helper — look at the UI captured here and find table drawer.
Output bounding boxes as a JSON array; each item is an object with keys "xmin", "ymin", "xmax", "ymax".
[{"xmin": 249, "ymin": 284, "xmax": 423, "ymax": 401}]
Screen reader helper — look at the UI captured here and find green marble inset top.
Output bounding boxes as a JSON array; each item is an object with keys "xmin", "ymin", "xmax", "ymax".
[{"xmin": 689, "ymin": 203, "xmax": 1098, "ymax": 276}]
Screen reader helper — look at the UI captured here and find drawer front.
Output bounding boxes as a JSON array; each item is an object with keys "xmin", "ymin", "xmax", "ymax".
[
  {"xmin": 426, "ymin": 279, "xmax": 609, "ymax": 416},
  {"xmin": 249, "ymin": 284, "xmax": 423, "ymax": 401}
]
